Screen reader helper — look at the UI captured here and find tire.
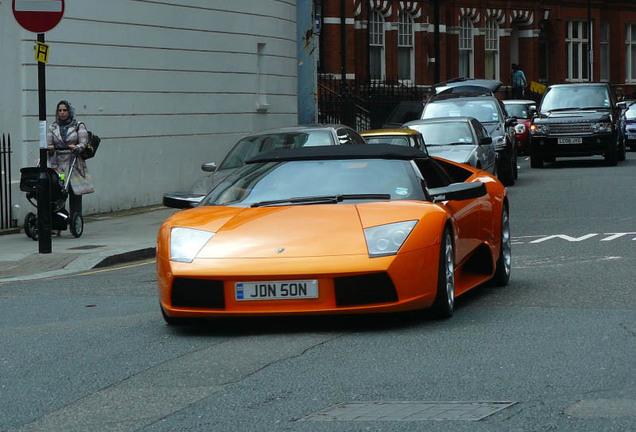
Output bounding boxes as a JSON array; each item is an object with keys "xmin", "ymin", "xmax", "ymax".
[
  {"xmin": 491, "ymin": 206, "xmax": 511, "ymax": 286},
  {"xmin": 70, "ymin": 213, "xmax": 84, "ymax": 238},
  {"xmin": 498, "ymin": 157, "xmax": 515, "ymax": 186},
  {"xmin": 24, "ymin": 212, "xmax": 38, "ymax": 241},
  {"xmin": 513, "ymin": 150, "xmax": 518, "ymax": 179},
  {"xmin": 24, "ymin": 212, "xmax": 36, "ymax": 239},
  {"xmin": 618, "ymin": 137, "xmax": 626, "ymax": 162},
  {"xmin": 605, "ymin": 144, "xmax": 618, "ymax": 166},
  {"xmin": 530, "ymin": 152, "xmax": 543, "ymax": 168},
  {"xmin": 431, "ymin": 227, "xmax": 455, "ymax": 319}
]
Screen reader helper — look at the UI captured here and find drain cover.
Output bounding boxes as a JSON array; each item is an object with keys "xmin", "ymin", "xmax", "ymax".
[{"xmin": 301, "ymin": 401, "xmax": 516, "ymax": 422}]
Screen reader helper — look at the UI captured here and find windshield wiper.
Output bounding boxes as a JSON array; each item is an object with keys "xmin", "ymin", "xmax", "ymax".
[{"xmin": 250, "ymin": 194, "xmax": 391, "ymax": 208}]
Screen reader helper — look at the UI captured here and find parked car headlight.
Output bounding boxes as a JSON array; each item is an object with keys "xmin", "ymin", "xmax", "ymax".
[
  {"xmin": 492, "ymin": 135, "xmax": 507, "ymax": 150},
  {"xmin": 591, "ymin": 122, "xmax": 612, "ymax": 133},
  {"xmin": 530, "ymin": 124, "xmax": 548, "ymax": 135},
  {"xmin": 514, "ymin": 123, "xmax": 526, "ymax": 135},
  {"xmin": 364, "ymin": 221, "xmax": 417, "ymax": 257},
  {"xmin": 170, "ymin": 227, "xmax": 215, "ymax": 262}
]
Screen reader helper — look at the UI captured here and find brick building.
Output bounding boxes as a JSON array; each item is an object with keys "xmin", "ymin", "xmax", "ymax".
[{"xmin": 317, "ymin": 0, "xmax": 636, "ymax": 99}]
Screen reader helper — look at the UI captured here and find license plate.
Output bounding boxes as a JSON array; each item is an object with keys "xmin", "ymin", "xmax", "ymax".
[
  {"xmin": 627, "ymin": 133, "xmax": 636, "ymax": 140},
  {"xmin": 235, "ymin": 280, "xmax": 319, "ymax": 301},
  {"xmin": 557, "ymin": 137, "xmax": 582, "ymax": 144}
]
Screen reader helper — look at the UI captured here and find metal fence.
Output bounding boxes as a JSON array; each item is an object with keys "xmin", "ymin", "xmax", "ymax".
[
  {"xmin": 0, "ymin": 134, "xmax": 14, "ymax": 230},
  {"xmin": 318, "ymin": 75, "xmax": 430, "ymax": 130}
]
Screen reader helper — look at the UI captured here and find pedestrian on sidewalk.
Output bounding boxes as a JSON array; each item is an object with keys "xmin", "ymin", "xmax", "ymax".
[
  {"xmin": 511, "ymin": 64, "xmax": 527, "ymax": 99},
  {"xmin": 47, "ymin": 100, "xmax": 94, "ymax": 219}
]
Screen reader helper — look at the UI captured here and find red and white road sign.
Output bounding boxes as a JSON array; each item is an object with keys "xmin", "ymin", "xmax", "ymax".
[{"xmin": 12, "ymin": 0, "xmax": 65, "ymax": 33}]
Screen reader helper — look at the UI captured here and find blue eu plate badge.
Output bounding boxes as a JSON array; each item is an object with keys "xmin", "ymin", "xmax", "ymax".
[{"xmin": 236, "ymin": 283, "xmax": 244, "ymax": 300}]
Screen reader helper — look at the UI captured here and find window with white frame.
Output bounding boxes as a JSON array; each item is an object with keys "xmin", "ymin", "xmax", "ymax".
[
  {"xmin": 566, "ymin": 20, "xmax": 590, "ymax": 81},
  {"xmin": 398, "ymin": 11, "xmax": 414, "ymax": 82},
  {"xmin": 626, "ymin": 23, "xmax": 636, "ymax": 83},
  {"xmin": 600, "ymin": 22, "xmax": 609, "ymax": 81},
  {"xmin": 485, "ymin": 18, "xmax": 499, "ymax": 80},
  {"xmin": 369, "ymin": 10, "xmax": 385, "ymax": 80},
  {"xmin": 459, "ymin": 17, "xmax": 474, "ymax": 78}
]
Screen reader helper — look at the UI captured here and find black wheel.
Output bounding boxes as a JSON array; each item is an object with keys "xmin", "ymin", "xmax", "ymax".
[
  {"xmin": 605, "ymin": 145, "xmax": 618, "ymax": 166},
  {"xmin": 513, "ymin": 150, "xmax": 518, "ymax": 179},
  {"xmin": 530, "ymin": 152, "xmax": 543, "ymax": 168},
  {"xmin": 498, "ymin": 157, "xmax": 515, "ymax": 186},
  {"xmin": 618, "ymin": 137, "xmax": 627, "ymax": 162},
  {"xmin": 491, "ymin": 206, "xmax": 511, "ymax": 286},
  {"xmin": 70, "ymin": 213, "xmax": 84, "ymax": 238},
  {"xmin": 24, "ymin": 212, "xmax": 38, "ymax": 241},
  {"xmin": 431, "ymin": 227, "xmax": 455, "ymax": 319}
]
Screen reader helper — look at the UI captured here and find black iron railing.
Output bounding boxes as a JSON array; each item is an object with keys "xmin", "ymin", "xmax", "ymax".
[{"xmin": 0, "ymin": 134, "xmax": 14, "ymax": 230}]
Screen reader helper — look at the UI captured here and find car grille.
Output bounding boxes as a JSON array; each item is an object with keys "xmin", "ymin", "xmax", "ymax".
[
  {"xmin": 171, "ymin": 277, "xmax": 225, "ymax": 309},
  {"xmin": 334, "ymin": 273, "xmax": 398, "ymax": 307},
  {"xmin": 548, "ymin": 123, "xmax": 593, "ymax": 135}
]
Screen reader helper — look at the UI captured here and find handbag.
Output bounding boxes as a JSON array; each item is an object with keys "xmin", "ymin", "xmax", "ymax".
[{"xmin": 77, "ymin": 122, "xmax": 101, "ymax": 159}]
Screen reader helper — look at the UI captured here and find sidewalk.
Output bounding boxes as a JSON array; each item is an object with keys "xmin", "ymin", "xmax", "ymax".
[{"xmin": 0, "ymin": 205, "xmax": 178, "ymax": 283}]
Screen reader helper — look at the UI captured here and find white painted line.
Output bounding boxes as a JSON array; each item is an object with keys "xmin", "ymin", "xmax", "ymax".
[{"xmin": 14, "ymin": 0, "xmax": 62, "ymax": 12}]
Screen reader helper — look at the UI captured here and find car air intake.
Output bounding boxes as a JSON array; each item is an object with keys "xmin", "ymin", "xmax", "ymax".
[
  {"xmin": 171, "ymin": 278, "xmax": 225, "ymax": 309},
  {"xmin": 334, "ymin": 273, "xmax": 398, "ymax": 307}
]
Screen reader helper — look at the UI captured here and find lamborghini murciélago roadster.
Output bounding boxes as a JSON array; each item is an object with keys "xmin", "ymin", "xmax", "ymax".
[{"xmin": 157, "ymin": 144, "xmax": 510, "ymax": 324}]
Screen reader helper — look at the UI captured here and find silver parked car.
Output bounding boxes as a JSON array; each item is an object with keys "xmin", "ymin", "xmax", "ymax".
[
  {"xmin": 403, "ymin": 117, "xmax": 497, "ymax": 175},
  {"xmin": 163, "ymin": 124, "xmax": 367, "ymax": 208}
]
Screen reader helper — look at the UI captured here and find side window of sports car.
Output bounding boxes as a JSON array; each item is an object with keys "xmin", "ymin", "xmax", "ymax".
[{"xmin": 414, "ymin": 158, "xmax": 452, "ymax": 189}]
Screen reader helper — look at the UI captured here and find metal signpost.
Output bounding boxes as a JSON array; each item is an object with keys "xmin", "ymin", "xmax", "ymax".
[{"xmin": 12, "ymin": 0, "xmax": 65, "ymax": 253}]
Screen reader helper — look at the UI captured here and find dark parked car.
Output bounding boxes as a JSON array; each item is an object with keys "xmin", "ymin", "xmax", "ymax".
[
  {"xmin": 529, "ymin": 83, "xmax": 626, "ymax": 167},
  {"xmin": 163, "ymin": 125, "xmax": 366, "ymax": 208},
  {"xmin": 421, "ymin": 79, "xmax": 518, "ymax": 186}
]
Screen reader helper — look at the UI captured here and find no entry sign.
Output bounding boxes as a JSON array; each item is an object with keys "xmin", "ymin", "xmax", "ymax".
[{"xmin": 12, "ymin": 0, "xmax": 65, "ymax": 33}]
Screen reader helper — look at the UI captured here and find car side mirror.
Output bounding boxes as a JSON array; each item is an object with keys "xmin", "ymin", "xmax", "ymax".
[
  {"xmin": 505, "ymin": 117, "xmax": 518, "ymax": 127},
  {"xmin": 428, "ymin": 182, "xmax": 487, "ymax": 202},
  {"xmin": 201, "ymin": 162, "xmax": 218, "ymax": 172},
  {"xmin": 480, "ymin": 136, "xmax": 493, "ymax": 146}
]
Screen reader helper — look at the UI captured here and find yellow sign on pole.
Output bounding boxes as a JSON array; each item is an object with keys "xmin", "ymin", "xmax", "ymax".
[
  {"xmin": 529, "ymin": 81, "xmax": 546, "ymax": 95},
  {"xmin": 35, "ymin": 40, "xmax": 49, "ymax": 63}
]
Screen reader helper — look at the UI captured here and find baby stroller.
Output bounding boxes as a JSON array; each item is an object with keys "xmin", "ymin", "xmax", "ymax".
[{"xmin": 19, "ymin": 153, "xmax": 84, "ymax": 240}]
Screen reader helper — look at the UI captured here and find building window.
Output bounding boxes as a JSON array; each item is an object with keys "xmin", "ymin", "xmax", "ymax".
[
  {"xmin": 627, "ymin": 23, "xmax": 636, "ymax": 83},
  {"xmin": 600, "ymin": 22, "xmax": 609, "ymax": 81},
  {"xmin": 459, "ymin": 17, "xmax": 473, "ymax": 78},
  {"xmin": 485, "ymin": 18, "xmax": 499, "ymax": 80},
  {"xmin": 566, "ymin": 20, "xmax": 590, "ymax": 81},
  {"xmin": 398, "ymin": 11, "xmax": 414, "ymax": 82},
  {"xmin": 369, "ymin": 10, "xmax": 385, "ymax": 80}
]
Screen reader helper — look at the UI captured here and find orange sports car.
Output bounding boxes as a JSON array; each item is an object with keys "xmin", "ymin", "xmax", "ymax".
[{"xmin": 157, "ymin": 145, "xmax": 510, "ymax": 324}]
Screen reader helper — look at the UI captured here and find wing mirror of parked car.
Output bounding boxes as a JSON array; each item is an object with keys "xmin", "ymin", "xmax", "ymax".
[
  {"xmin": 505, "ymin": 117, "xmax": 518, "ymax": 127},
  {"xmin": 479, "ymin": 136, "xmax": 493, "ymax": 146},
  {"xmin": 617, "ymin": 101, "xmax": 627, "ymax": 110},
  {"xmin": 428, "ymin": 182, "xmax": 487, "ymax": 203},
  {"xmin": 201, "ymin": 162, "xmax": 218, "ymax": 172}
]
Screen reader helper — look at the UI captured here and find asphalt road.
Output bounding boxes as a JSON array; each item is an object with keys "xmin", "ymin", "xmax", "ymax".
[{"xmin": 1, "ymin": 153, "xmax": 635, "ymax": 432}]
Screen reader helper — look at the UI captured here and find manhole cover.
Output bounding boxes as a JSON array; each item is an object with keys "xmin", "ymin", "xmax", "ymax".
[
  {"xmin": 68, "ymin": 245, "xmax": 105, "ymax": 250},
  {"xmin": 301, "ymin": 401, "xmax": 516, "ymax": 422}
]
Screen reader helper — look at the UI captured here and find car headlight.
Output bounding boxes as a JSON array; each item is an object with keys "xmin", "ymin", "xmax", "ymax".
[
  {"xmin": 170, "ymin": 227, "xmax": 215, "ymax": 262},
  {"xmin": 591, "ymin": 122, "xmax": 612, "ymax": 133},
  {"xmin": 514, "ymin": 123, "xmax": 526, "ymax": 135},
  {"xmin": 530, "ymin": 124, "xmax": 548, "ymax": 135},
  {"xmin": 492, "ymin": 135, "xmax": 507, "ymax": 150},
  {"xmin": 364, "ymin": 220, "xmax": 417, "ymax": 257}
]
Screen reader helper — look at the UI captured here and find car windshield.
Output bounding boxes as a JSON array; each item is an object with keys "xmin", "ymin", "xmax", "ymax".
[
  {"xmin": 504, "ymin": 104, "xmax": 528, "ymax": 118},
  {"xmin": 407, "ymin": 122, "xmax": 474, "ymax": 146},
  {"xmin": 218, "ymin": 131, "xmax": 334, "ymax": 170},
  {"xmin": 424, "ymin": 100, "xmax": 500, "ymax": 123},
  {"xmin": 540, "ymin": 86, "xmax": 610, "ymax": 111},
  {"xmin": 201, "ymin": 158, "xmax": 426, "ymax": 207},
  {"xmin": 364, "ymin": 136, "xmax": 412, "ymax": 146}
]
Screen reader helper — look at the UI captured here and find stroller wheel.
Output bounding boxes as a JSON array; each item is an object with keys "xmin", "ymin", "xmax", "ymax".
[
  {"xmin": 70, "ymin": 213, "xmax": 84, "ymax": 238},
  {"xmin": 24, "ymin": 212, "xmax": 38, "ymax": 241}
]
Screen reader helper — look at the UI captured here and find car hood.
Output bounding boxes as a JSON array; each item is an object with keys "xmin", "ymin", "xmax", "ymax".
[
  {"xmin": 426, "ymin": 145, "xmax": 475, "ymax": 164},
  {"xmin": 482, "ymin": 122, "xmax": 504, "ymax": 137},
  {"xmin": 536, "ymin": 110, "xmax": 611, "ymax": 121},
  {"xmin": 164, "ymin": 202, "xmax": 442, "ymax": 259}
]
